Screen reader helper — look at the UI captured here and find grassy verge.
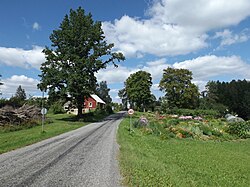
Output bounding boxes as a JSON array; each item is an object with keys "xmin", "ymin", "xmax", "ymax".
[
  {"xmin": 0, "ymin": 112, "xmax": 109, "ymax": 154},
  {"xmin": 118, "ymin": 116, "xmax": 250, "ymax": 187}
]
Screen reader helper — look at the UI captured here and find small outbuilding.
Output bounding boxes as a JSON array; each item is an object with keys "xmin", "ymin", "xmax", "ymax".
[{"xmin": 64, "ymin": 94, "xmax": 106, "ymax": 114}]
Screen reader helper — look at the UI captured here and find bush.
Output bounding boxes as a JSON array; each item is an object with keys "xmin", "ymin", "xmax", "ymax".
[
  {"xmin": 167, "ymin": 119, "xmax": 180, "ymax": 126},
  {"xmin": 226, "ymin": 121, "xmax": 250, "ymax": 138},
  {"xmin": 105, "ymin": 105, "xmax": 113, "ymax": 114},
  {"xmin": 167, "ymin": 108, "xmax": 220, "ymax": 118},
  {"xmin": 49, "ymin": 102, "xmax": 65, "ymax": 114}
]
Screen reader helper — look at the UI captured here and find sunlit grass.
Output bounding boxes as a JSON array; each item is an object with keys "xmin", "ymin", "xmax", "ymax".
[{"xmin": 118, "ymin": 117, "xmax": 250, "ymax": 187}]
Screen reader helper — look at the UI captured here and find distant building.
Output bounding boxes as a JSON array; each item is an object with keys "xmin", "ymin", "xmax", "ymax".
[{"xmin": 63, "ymin": 94, "xmax": 106, "ymax": 115}]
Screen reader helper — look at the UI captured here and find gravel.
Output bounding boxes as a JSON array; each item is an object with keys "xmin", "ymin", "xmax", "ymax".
[{"xmin": 0, "ymin": 112, "xmax": 125, "ymax": 187}]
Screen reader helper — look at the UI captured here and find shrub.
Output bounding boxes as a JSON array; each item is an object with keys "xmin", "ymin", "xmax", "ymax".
[
  {"xmin": 226, "ymin": 121, "xmax": 250, "ymax": 138},
  {"xmin": 167, "ymin": 119, "xmax": 180, "ymax": 126},
  {"xmin": 167, "ymin": 108, "xmax": 220, "ymax": 118},
  {"xmin": 199, "ymin": 124, "xmax": 212, "ymax": 136},
  {"xmin": 134, "ymin": 116, "xmax": 149, "ymax": 128},
  {"xmin": 105, "ymin": 105, "xmax": 113, "ymax": 114},
  {"xmin": 49, "ymin": 102, "xmax": 65, "ymax": 114}
]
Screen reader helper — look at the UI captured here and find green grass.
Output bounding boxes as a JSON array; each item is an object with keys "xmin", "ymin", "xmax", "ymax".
[
  {"xmin": 0, "ymin": 113, "xmax": 88, "ymax": 154},
  {"xmin": 118, "ymin": 117, "xmax": 250, "ymax": 187}
]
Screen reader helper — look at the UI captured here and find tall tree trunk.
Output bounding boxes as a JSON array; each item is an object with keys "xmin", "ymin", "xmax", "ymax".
[
  {"xmin": 77, "ymin": 104, "xmax": 83, "ymax": 118},
  {"xmin": 77, "ymin": 97, "xmax": 83, "ymax": 118}
]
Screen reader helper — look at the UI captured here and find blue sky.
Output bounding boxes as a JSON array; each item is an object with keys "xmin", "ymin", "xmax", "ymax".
[{"xmin": 1, "ymin": 0, "xmax": 250, "ymax": 103}]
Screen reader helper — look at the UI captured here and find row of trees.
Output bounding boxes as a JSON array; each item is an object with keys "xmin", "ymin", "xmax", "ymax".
[
  {"xmin": 119, "ymin": 67, "xmax": 250, "ymax": 120},
  {"xmin": 0, "ymin": 85, "xmax": 27, "ymax": 108},
  {"xmin": 203, "ymin": 80, "xmax": 250, "ymax": 119},
  {"xmin": 119, "ymin": 68, "xmax": 200, "ymax": 112}
]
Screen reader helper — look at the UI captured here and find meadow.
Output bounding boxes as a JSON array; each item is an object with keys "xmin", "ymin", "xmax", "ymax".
[{"xmin": 118, "ymin": 114, "xmax": 250, "ymax": 187}]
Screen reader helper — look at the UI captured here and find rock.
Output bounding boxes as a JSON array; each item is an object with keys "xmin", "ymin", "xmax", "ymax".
[{"xmin": 225, "ymin": 114, "xmax": 245, "ymax": 123}]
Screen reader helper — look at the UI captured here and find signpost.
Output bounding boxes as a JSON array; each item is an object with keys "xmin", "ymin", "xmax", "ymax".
[
  {"xmin": 41, "ymin": 90, "xmax": 47, "ymax": 132},
  {"xmin": 128, "ymin": 109, "xmax": 134, "ymax": 133},
  {"xmin": 41, "ymin": 108, "xmax": 47, "ymax": 132}
]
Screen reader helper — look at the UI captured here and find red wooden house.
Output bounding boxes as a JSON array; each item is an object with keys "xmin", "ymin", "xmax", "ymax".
[
  {"xmin": 64, "ymin": 94, "xmax": 106, "ymax": 114},
  {"xmin": 84, "ymin": 94, "xmax": 106, "ymax": 112}
]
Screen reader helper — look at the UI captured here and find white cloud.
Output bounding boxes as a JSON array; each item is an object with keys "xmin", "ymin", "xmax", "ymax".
[
  {"xmin": 96, "ymin": 58, "xmax": 171, "ymax": 84},
  {"xmin": 96, "ymin": 65, "xmax": 133, "ymax": 84},
  {"xmin": 214, "ymin": 29, "xmax": 250, "ymax": 46},
  {"xmin": 33, "ymin": 22, "xmax": 41, "ymax": 30},
  {"xmin": 148, "ymin": 0, "xmax": 250, "ymax": 32},
  {"xmin": 173, "ymin": 55, "xmax": 250, "ymax": 90},
  {"xmin": 151, "ymin": 84, "xmax": 160, "ymax": 91},
  {"xmin": 1, "ymin": 75, "xmax": 40, "ymax": 98},
  {"xmin": 102, "ymin": 0, "xmax": 250, "ymax": 57},
  {"xmin": 0, "ymin": 46, "xmax": 45, "ymax": 69},
  {"xmin": 102, "ymin": 16, "xmax": 208, "ymax": 57},
  {"xmin": 143, "ymin": 58, "xmax": 171, "ymax": 80}
]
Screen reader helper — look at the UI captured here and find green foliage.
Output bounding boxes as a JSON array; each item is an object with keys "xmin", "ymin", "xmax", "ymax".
[
  {"xmin": 49, "ymin": 102, "xmax": 65, "ymax": 114},
  {"xmin": 124, "ymin": 70, "xmax": 153, "ymax": 111},
  {"xmin": 118, "ymin": 88, "xmax": 128, "ymax": 110},
  {"xmin": 0, "ymin": 119, "xmax": 39, "ymax": 133},
  {"xmin": 167, "ymin": 119, "xmax": 180, "ymax": 126},
  {"xmin": 166, "ymin": 108, "xmax": 220, "ymax": 118},
  {"xmin": 104, "ymin": 104, "xmax": 113, "ymax": 114},
  {"xmin": 96, "ymin": 81, "xmax": 112, "ymax": 104},
  {"xmin": 159, "ymin": 67, "xmax": 199, "ymax": 109},
  {"xmin": 205, "ymin": 79, "xmax": 250, "ymax": 120},
  {"xmin": 226, "ymin": 121, "xmax": 250, "ymax": 138},
  {"xmin": 38, "ymin": 7, "xmax": 125, "ymax": 117},
  {"xmin": 26, "ymin": 97, "xmax": 47, "ymax": 108},
  {"xmin": 8, "ymin": 96, "xmax": 24, "ymax": 108},
  {"xmin": 15, "ymin": 85, "xmax": 26, "ymax": 100}
]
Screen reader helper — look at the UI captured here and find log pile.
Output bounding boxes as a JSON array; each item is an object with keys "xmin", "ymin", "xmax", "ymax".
[{"xmin": 0, "ymin": 104, "xmax": 41, "ymax": 126}]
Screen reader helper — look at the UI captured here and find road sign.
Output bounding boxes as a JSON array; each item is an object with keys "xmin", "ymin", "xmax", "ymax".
[
  {"xmin": 41, "ymin": 108, "xmax": 47, "ymax": 115},
  {"xmin": 128, "ymin": 109, "xmax": 134, "ymax": 115}
]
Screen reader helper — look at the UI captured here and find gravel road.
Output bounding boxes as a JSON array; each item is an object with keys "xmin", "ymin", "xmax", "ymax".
[{"xmin": 0, "ymin": 112, "xmax": 125, "ymax": 187}]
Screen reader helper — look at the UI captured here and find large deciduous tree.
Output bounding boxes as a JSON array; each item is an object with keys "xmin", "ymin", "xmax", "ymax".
[
  {"xmin": 38, "ymin": 7, "xmax": 125, "ymax": 117},
  {"xmin": 96, "ymin": 81, "xmax": 112, "ymax": 104},
  {"xmin": 159, "ymin": 67, "xmax": 199, "ymax": 109},
  {"xmin": 124, "ymin": 70, "xmax": 153, "ymax": 111}
]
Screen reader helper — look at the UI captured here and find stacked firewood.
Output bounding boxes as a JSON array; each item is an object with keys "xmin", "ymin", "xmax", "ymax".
[{"xmin": 0, "ymin": 104, "xmax": 41, "ymax": 126}]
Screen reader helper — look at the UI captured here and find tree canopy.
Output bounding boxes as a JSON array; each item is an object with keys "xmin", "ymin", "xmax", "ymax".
[
  {"xmin": 205, "ymin": 79, "xmax": 250, "ymax": 119},
  {"xmin": 159, "ymin": 67, "xmax": 199, "ymax": 109},
  {"xmin": 96, "ymin": 81, "xmax": 112, "ymax": 104},
  {"xmin": 123, "ymin": 70, "xmax": 153, "ymax": 111},
  {"xmin": 38, "ymin": 7, "xmax": 125, "ymax": 116},
  {"xmin": 118, "ymin": 88, "xmax": 128, "ymax": 110},
  {"xmin": 15, "ymin": 85, "xmax": 26, "ymax": 101}
]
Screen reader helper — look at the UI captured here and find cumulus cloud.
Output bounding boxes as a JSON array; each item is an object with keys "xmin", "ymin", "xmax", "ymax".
[
  {"xmin": 0, "ymin": 46, "xmax": 45, "ymax": 69},
  {"xmin": 1, "ymin": 75, "xmax": 40, "ymax": 98},
  {"xmin": 102, "ymin": 0, "xmax": 250, "ymax": 57},
  {"xmin": 32, "ymin": 22, "xmax": 41, "ymax": 30},
  {"xmin": 96, "ymin": 58, "xmax": 171, "ymax": 84},
  {"xmin": 173, "ymin": 55, "xmax": 250, "ymax": 90},
  {"xmin": 214, "ymin": 29, "xmax": 250, "ymax": 46}
]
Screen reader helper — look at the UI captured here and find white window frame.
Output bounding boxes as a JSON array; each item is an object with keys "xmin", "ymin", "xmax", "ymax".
[{"xmin": 89, "ymin": 102, "xmax": 92, "ymax": 107}]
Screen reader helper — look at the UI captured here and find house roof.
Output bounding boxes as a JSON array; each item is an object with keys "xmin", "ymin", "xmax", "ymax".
[{"xmin": 91, "ymin": 94, "xmax": 106, "ymax": 104}]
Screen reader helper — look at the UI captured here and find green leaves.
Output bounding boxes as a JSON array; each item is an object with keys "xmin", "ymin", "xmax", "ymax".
[
  {"xmin": 124, "ymin": 71, "xmax": 153, "ymax": 111},
  {"xmin": 159, "ymin": 68, "xmax": 199, "ymax": 109},
  {"xmin": 38, "ymin": 7, "xmax": 125, "ymax": 116}
]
